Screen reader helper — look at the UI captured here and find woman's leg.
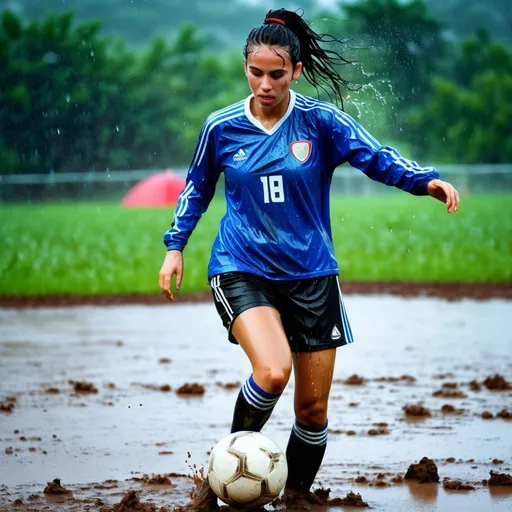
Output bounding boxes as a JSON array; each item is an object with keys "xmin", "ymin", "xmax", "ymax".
[
  {"xmin": 285, "ymin": 348, "xmax": 337, "ymax": 492},
  {"xmin": 192, "ymin": 305, "xmax": 292, "ymax": 510},
  {"xmin": 230, "ymin": 306, "xmax": 293, "ymax": 432}
]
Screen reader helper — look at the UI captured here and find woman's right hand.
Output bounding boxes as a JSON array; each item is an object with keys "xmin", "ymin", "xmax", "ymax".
[{"xmin": 159, "ymin": 250, "xmax": 183, "ymax": 301}]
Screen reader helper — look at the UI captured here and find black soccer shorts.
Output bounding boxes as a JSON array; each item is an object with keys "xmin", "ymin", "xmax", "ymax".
[{"xmin": 209, "ymin": 271, "xmax": 354, "ymax": 352}]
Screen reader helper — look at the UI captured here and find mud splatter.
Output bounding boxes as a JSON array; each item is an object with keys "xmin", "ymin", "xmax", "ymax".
[
  {"xmin": 433, "ymin": 373, "xmax": 456, "ymax": 380},
  {"xmin": 176, "ymin": 383, "xmax": 206, "ymax": 395},
  {"xmin": 99, "ymin": 490, "xmax": 170, "ymax": 511},
  {"xmin": 135, "ymin": 384, "xmax": 172, "ymax": 392},
  {"xmin": 432, "ymin": 389, "xmax": 467, "ymax": 399},
  {"xmin": 43, "ymin": 478, "xmax": 71, "ymax": 495},
  {"xmin": 374, "ymin": 375, "xmax": 416, "ymax": 383},
  {"xmin": 215, "ymin": 382, "xmax": 241, "ymax": 390},
  {"xmin": 403, "ymin": 404, "xmax": 431, "ymax": 417},
  {"xmin": 441, "ymin": 404, "xmax": 465, "ymax": 415},
  {"xmin": 0, "ymin": 401, "xmax": 15, "ymax": 413},
  {"xmin": 131, "ymin": 474, "xmax": 176, "ymax": 486},
  {"xmin": 443, "ymin": 479, "xmax": 476, "ymax": 491},
  {"xmin": 483, "ymin": 374, "xmax": 511, "ymax": 390},
  {"xmin": 404, "ymin": 457, "xmax": 440, "ymax": 483},
  {"xmin": 69, "ymin": 380, "xmax": 98, "ymax": 394},
  {"xmin": 469, "ymin": 380, "xmax": 482, "ymax": 391},
  {"xmin": 342, "ymin": 374, "xmax": 366, "ymax": 386},
  {"xmin": 368, "ymin": 427, "xmax": 389, "ymax": 436},
  {"xmin": 488, "ymin": 471, "xmax": 512, "ymax": 486},
  {"xmin": 274, "ymin": 488, "xmax": 369, "ymax": 508}
]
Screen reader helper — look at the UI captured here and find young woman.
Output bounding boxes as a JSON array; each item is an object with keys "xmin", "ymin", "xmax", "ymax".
[{"xmin": 159, "ymin": 7, "xmax": 459, "ymax": 508}]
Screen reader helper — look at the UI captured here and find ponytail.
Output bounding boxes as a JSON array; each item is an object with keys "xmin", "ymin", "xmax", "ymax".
[{"xmin": 244, "ymin": 8, "xmax": 352, "ymax": 108}]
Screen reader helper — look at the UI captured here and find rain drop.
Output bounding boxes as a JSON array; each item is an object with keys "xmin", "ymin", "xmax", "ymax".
[
  {"xmin": 66, "ymin": 95, "xmax": 70, "ymax": 103},
  {"xmin": 90, "ymin": 50, "xmax": 95, "ymax": 57},
  {"xmin": 116, "ymin": 125, "xmax": 120, "ymax": 132},
  {"xmin": 57, "ymin": 128, "xmax": 60, "ymax": 135}
]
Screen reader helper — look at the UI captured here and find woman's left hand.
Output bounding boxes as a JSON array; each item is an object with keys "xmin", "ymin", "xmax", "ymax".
[{"xmin": 427, "ymin": 179, "xmax": 460, "ymax": 213}]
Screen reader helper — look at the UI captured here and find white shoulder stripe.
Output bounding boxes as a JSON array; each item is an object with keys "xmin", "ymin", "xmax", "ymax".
[
  {"xmin": 189, "ymin": 104, "xmax": 244, "ymax": 170},
  {"xmin": 295, "ymin": 103, "xmax": 380, "ymax": 150},
  {"xmin": 296, "ymin": 96, "xmax": 381, "ymax": 147},
  {"xmin": 193, "ymin": 109, "xmax": 244, "ymax": 168},
  {"xmin": 206, "ymin": 100, "xmax": 245, "ymax": 122}
]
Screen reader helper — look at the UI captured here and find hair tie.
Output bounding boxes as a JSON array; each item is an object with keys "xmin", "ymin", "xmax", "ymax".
[{"xmin": 264, "ymin": 17, "xmax": 286, "ymax": 26}]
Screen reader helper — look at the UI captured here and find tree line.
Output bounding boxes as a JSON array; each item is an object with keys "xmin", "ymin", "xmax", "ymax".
[{"xmin": 1, "ymin": 0, "xmax": 511, "ymax": 176}]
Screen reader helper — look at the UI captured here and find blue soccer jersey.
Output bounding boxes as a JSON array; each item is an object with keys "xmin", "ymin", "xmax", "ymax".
[{"xmin": 163, "ymin": 90, "xmax": 439, "ymax": 280}]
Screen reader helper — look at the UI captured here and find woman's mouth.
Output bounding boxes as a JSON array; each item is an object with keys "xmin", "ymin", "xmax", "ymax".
[{"xmin": 258, "ymin": 95, "xmax": 275, "ymax": 104}]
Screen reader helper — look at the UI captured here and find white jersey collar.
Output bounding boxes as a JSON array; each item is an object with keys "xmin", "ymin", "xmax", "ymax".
[{"xmin": 244, "ymin": 90, "xmax": 296, "ymax": 135}]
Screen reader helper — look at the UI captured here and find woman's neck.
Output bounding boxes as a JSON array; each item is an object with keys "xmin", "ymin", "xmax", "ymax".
[{"xmin": 251, "ymin": 92, "xmax": 290, "ymax": 130}]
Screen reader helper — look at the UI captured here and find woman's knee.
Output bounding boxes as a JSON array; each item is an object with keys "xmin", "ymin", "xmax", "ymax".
[
  {"xmin": 253, "ymin": 364, "xmax": 292, "ymax": 394},
  {"xmin": 295, "ymin": 399, "xmax": 328, "ymax": 428}
]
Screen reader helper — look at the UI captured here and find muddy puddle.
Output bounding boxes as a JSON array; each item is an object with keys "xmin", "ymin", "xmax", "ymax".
[{"xmin": 0, "ymin": 296, "xmax": 511, "ymax": 511}]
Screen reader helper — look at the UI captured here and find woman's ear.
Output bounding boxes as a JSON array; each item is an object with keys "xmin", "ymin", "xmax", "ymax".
[{"xmin": 293, "ymin": 61, "xmax": 303, "ymax": 82}]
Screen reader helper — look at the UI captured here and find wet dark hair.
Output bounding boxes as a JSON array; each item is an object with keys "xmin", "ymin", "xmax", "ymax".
[{"xmin": 243, "ymin": 8, "xmax": 352, "ymax": 108}]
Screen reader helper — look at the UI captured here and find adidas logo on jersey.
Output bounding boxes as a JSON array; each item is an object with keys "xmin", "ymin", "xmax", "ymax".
[
  {"xmin": 331, "ymin": 325, "xmax": 342, "ymax": 340},
  {"xmin": 233, "ymin": 148, "xmax": 247, "ymax": 162}
]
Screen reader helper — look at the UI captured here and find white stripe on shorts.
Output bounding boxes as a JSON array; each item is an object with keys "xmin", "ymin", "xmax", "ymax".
[
  {"xmin": 210, "ymin": 275, "xmax": 234, "ymax": 321},
  {"xmin": 337, "ymin": 279, "xmax": 354, "ymax": 344}
]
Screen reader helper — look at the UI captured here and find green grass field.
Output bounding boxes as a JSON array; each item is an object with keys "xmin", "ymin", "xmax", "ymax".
[{"xmin": 0, "ymin": 194, "xmax": 511, "ymax": 296}]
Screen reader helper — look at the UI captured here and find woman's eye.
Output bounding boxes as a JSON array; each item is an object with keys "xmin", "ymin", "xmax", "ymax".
[{"xmin": 271, "ymin": 73, "xmax": 284, "ymax": 79}]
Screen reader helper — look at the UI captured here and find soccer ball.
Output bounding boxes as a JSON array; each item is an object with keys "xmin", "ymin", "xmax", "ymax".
[{"xmin": 207, "ymin": 431, "xmax": 288, "ymax": 508}]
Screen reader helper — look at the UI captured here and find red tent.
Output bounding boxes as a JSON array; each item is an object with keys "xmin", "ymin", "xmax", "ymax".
[{"xmin": 122, "ymin": 170, "xmax": 186, "ymax": 208}]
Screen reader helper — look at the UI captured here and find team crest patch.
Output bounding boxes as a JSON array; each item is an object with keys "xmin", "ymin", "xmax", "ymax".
[{"xmin": 290, "ymin": 140, "xmax": 312, "ymax": 163}]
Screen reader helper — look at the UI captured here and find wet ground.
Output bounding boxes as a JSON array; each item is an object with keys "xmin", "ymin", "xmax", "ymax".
[{"xmin": 0, "ymin": 295, "xmax": 511, "ymax": 511}]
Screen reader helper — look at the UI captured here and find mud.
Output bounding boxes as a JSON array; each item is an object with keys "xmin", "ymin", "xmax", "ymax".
[
  {"xmin": 404, "ymin": 457, "xmax": 440, "ymax": 483},
  {"xmin": 43, "ymin": 479, "xmax": 71, "ymax": 495},
  {"xmin": 402, "ymin": 404, "xmax": 431, "ymax": 417},
  {"xmin": 443, "ymin": 479, "xmax": 476, "ymax": 491},
  {"xmin": 1, "ymin": 295, "xmax": 512, "ymax": 511},
  {"xmin": 1, "ymin": 281, "xmax": 511, "ymax": 309}
]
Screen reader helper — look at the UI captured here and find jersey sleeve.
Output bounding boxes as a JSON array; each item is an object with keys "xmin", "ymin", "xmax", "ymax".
[
  {"xmin": 324, "ymin": 108, "xmax": 439, "ymax": 195},
  {"xmin": 163, "ymin": 121, "xmax": 220, "ymax": 251}
]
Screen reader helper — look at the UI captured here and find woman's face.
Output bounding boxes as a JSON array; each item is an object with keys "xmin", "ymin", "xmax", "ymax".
[{"xmin": 245, "ymin": 45, "xmax": 302, "ymax": 110}]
